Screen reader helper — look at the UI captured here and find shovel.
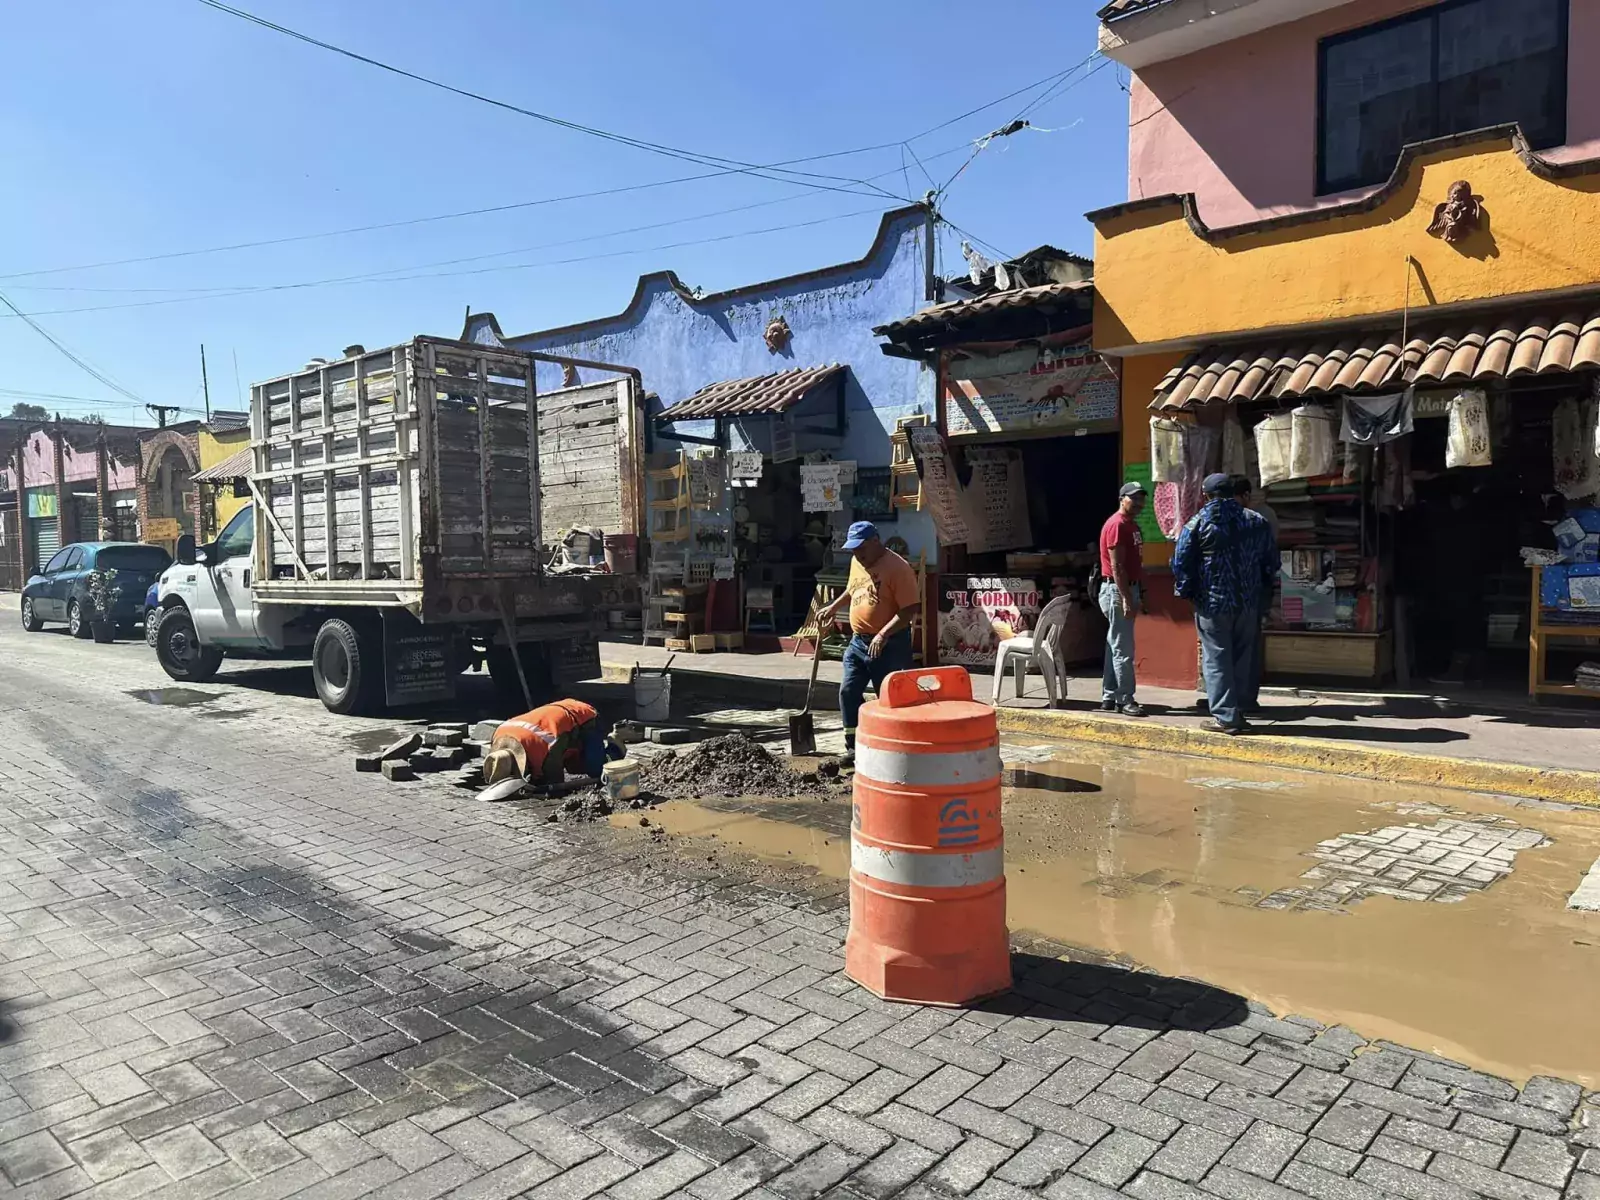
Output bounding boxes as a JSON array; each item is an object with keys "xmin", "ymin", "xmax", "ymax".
[{"xmin": 788, "ymin": 608, "xmax": 823, "ymax": 756}]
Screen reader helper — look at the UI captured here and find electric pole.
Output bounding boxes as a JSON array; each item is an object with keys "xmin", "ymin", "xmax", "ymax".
[
  {"xmin": 145, "ymin": 404, "xmax": 180, "ymax": 428},
  {"xmin": 200, "ymin": 344, "xmax": 212, "ymax": 422}
]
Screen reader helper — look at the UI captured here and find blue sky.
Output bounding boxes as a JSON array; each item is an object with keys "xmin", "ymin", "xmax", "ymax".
[{"xmin": 0, "ymin": 1, "xmax": 1128, "ymax": 426}]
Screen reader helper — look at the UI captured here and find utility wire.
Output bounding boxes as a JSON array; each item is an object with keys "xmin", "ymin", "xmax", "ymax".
[
  {"xmin": 193, "ymin": 0, "xmax": 906, "ymax": 204},
  {"xmin": 0, "ymin": 288, "xmax": 147, "ymax": 403},
  {"xmin": 1, "ymin": 58, "xmax": 1089, "ymax": 284}
]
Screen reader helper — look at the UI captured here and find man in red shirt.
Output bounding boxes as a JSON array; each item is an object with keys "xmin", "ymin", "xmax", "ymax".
[{"xmin": 1098, "ymin": 481, "xmax": 1148, "ymax": 716}]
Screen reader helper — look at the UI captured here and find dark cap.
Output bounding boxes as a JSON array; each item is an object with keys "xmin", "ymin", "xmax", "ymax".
[
  {"xmin": 1118, "ymin": 481, "xmax": 1147, "ymax": 499},
  {"xmin": 1203, "ymin": 472, "xmax": 1234, "ymax": 496}
]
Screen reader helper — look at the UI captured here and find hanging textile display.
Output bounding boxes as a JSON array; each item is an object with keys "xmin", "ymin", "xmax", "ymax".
[
  {"xmin": 1445, "ymin": 388, "xmax": 1492, "ymax": 469},
  {"xmin": 1377, "ymin": 437, "xmax": 1415, "ymax": 511},
  {"xmin": 1222, "ymin": 413, "xmax": 1249, "ymax": 479},
  {"xmin": 1289, "ymin": 404, "xmax": 1336, "ymax": 479},
  {"xmin": 1553, "ymin": 394, "xmax": 1600, "ymax": 499},
  {"xmin": 1150, "ymin": 417, "xmax": 1184, "ymax": 483},
  {"xmin": 1255, "ymin": 412, "xmax": 1294, "ymax": 487},
  {"xmin": 1339, "ymin": 392, "xmax": 1414, "ymax": 445}
]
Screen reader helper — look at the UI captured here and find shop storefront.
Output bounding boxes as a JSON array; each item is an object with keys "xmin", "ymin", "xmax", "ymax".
[
  {"xmin": 647, "ymin": 365, "xmax": 935, "ymax": 653},
  {"xmin": 877, "ymin": 282, "xmax": 1117, "ymax": 668}
]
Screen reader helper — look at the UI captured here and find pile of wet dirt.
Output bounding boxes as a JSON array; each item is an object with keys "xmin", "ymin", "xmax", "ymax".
[{"xmin": 643, "ymin": 733, "xmax": 848, "ymax": 801}]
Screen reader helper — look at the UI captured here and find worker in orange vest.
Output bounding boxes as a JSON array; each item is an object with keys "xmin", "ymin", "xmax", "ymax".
[{"xmin": 483, "ymin": 699, "xmax": 608, "ymax": 786}]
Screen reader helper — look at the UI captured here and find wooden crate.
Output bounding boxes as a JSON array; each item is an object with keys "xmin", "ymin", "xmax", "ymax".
[
  {"xmin": 689, "ymin": 634, "xmax": 717, "ymax": 654},
  {"xmin": 715, "ymin": 632, "xmax": 744, "ymax": 651},
  {"xmin": 664, "ymin": 637, "xmax": 692, "ymax": 652},
  {"xmin": 1263, "ymin": 630, "xmax": 1392, "ymax": 679}
]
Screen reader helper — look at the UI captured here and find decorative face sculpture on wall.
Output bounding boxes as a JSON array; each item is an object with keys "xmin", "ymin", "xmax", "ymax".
[
  {"xmin": 763, "ymin": 315, "xmax": 792, "ymax": 353},
  {"xmin": 1427, "ymin": 181, "xmax": 1484, "ymax": 244}
]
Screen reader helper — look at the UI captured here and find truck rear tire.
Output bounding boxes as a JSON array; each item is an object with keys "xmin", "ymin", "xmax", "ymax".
[
  {"xmin": 156, "ymin": 608, "xmax": 224, "ymax": 682},
  {"xmin": 486, "ymin": 642, "xmax": 553, "ymax": 709},
  {"xmin": 313, "ymin": 618, "xmax": 380, "ymax": 715}
]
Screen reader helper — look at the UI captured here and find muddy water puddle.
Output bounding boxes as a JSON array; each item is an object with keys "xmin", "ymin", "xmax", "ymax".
[{"xmin": 613, "ymin": 746, "xmax": 1600, "ymax": 1086}]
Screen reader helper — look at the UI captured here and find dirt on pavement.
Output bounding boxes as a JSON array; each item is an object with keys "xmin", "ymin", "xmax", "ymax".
[{"xmin": 642, "ymin": 732, "xmax": 849, "ymax": 801}]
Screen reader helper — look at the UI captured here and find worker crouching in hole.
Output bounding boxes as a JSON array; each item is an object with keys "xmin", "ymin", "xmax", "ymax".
[{"xmin": 481, "ymin": 699, "xmax": 618, "ymax": 789}]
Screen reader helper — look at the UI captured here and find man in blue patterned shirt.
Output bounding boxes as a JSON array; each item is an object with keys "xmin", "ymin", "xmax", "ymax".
[{"xmin": 1173, "ymin": 473, "xmax": 1278, "ymax": 733}]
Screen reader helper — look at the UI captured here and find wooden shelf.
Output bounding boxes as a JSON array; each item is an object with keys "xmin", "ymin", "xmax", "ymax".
[{"xmin": 1528, "ymin": 566, "xmax": 1600, "ymax": 698}]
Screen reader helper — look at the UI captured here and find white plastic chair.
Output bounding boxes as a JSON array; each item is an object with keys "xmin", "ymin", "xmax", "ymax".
[{"xmin": 991, "ymin": 635, "xmax": 1063, "ymax": 707}]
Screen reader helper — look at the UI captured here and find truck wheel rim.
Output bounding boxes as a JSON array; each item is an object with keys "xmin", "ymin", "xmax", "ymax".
[
  {"xmin": 168, "ymin": 626, "xmax": 196, "ymax": 664},
  {"xmin": 318, "ymin": 641, "xmax": 351, "ymax": 692}
]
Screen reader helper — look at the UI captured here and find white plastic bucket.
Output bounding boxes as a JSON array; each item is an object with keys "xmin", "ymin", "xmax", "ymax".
[
  {"xmin": 633, "ymin": 670, "xmax": 672, "ymax": 722},
  {"xmin": 603, "ymin": 759, "xmax": 641, "ymax": 802}
]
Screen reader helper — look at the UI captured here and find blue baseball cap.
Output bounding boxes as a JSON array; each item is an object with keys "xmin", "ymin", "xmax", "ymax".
[
  {"xmin": 1203, "ymin": 472, "xmax": 1234, "ymax": 496},
  {"xmin": 841, "ymin": 521, "xmax": 880, "ymax": 550}
]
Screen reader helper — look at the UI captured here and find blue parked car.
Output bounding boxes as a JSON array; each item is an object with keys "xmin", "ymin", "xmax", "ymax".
[{"xmin": 21, "ymin": 542, "xmax": 173, "ymax": 640}]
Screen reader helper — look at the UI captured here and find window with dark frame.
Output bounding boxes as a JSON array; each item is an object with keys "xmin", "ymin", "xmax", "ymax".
[{"xmin": 1317, "ymin": 0, "xmax": 1568, "ymax": 196}]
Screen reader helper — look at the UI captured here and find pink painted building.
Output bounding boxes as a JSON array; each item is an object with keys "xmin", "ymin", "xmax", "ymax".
[{"xmin": 1102, "ymin": 0, "xmax": 1600, "ymax": 230}]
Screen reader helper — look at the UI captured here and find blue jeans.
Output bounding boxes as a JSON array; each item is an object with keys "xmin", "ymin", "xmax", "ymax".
[
  {"xmin": 1099, "ymin": 581, "xmax": 1139, "ymax": 705},
  {"xmin": 1197, "ymin": 607, "xmax": 1259, "ymax": 729},
  {"xmin": 840, "ymin": 630, "xmax": 913, "ymax": 748}
]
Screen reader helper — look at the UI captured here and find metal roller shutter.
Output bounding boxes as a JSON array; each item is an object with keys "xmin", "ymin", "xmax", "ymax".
[{"xmin": 31, "ymin": 517, "xmax": 59, "ymax": 573}]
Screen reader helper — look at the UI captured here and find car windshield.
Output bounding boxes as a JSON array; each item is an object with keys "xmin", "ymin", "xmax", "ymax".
[{"xmin": 95, "ymin": 546, "xmax": 173, "ymax": 572}]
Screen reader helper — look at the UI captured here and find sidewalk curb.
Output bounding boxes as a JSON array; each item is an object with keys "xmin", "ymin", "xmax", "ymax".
[
  {"xmin": 600, "ymin": 661, "xmax": 842, "ymax": 710},
  {"xmin": 992, "ymin": 706, "xmax": 1600, "ymax": 808}
]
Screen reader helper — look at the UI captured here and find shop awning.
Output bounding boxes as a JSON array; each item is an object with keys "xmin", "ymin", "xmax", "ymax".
[
  {"xmin": 1152, "ymin": 305, "xmax": 1600, "ymax": 410},
  {"xmin": 655, "ymin": 365, "xmax": 844, "ymax": 421},
  {"xmin": 191, "ymin": 447, "xmax": 253, "ymax": 483}
]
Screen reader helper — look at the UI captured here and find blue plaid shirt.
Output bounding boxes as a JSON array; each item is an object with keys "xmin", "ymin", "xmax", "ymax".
[{"xmin": 1173, "ymin": 499, "xmax": 1278, "ymax": 616}]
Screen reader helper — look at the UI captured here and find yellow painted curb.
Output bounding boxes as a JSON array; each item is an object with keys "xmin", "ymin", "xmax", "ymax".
[{"xmin": 994, "ymin": 707, "xmax": 1600, "ymax": 808}]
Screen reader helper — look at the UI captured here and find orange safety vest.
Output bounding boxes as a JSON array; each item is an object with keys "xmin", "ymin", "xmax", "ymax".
[{"xmin": 492, "ymin": 699, "xmax": 598, "ymax": 778}]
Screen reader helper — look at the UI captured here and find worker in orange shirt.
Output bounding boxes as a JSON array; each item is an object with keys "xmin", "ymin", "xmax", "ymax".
[
  {"xmin": 483, "ymin": 699, "xmax": 610, "ymax": 786},
  {"xmin": 813, "ymin": 522, "xmax": 921, "ymax": 765}
]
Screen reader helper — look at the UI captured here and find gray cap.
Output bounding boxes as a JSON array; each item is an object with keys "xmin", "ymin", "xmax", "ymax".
[{"xmin": 1119, "ymin": 481, "xmax": 1147, "ymax": 499}]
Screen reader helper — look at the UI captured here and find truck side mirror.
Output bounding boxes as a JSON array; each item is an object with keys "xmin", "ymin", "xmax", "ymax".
[{"xmin": 176, "ymin": 534, "xmax": 196, "ymax": 566}]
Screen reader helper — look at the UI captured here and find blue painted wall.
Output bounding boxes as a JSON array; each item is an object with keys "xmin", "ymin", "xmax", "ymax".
[{"xmin": 463, "ymin": 206, "xmax": 939, "ymax": 558}]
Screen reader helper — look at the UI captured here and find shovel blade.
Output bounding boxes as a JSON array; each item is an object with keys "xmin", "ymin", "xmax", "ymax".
[{"xmin": 788, "ymin": 711, "xmax": 816, "ymax": 757}]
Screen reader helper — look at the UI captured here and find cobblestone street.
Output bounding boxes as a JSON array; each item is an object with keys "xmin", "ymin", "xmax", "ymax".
[{"xmin": 2, "ymin": 621, "xmax": 1598, "ymax": 1200}]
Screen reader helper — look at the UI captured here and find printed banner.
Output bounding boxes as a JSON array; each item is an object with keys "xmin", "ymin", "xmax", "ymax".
[
  {"xmin": 963, "ymin": 447, "xmax": 1033, "ymax": 554},
  {"xmin": 907, "ymin": 425, "xmax": 969, "ymax": 545},
  {"xmin": 945, "ymin": 340, "xmax": 1120, "ymax": 438},
  {"xmin": 938, "ymin": 576, "xmax": 1041, "ymax": 667},
  {"xmin": 799, "ymin": 463, "xmax": 844, "ymax": 512}
]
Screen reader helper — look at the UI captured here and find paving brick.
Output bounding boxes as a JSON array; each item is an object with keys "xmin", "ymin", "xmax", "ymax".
[
  {"xmin": 1368, "ymin": 1132, "xmax": 1432, "ymax": 1170},
  {"xmin": 1355, "ymin": 1156, "xmax": 1476, "ymax": 1200},
  {"xmin": 967, "ymin": 1061, "xmax": 1048, "ymax": 1110},
  {"xmin": 923, "ymin": 1136, "xmax": 1015, "ymax": 1195},
  {"xmin": 139, "ymin": 1122, "xmax": 228, "ymax": 1180},
  {"xmin": 660, "ymin": 1112, "xmax": 757, "ymax": 1165},
  {"xmin": 1310, "ymin": 1099, "xmax": 1389, "ymax": 1152},
  {"xmin": 1008, "ymin": 1095, "xmax": 1114, "ymax": 1147},
  {"xmin": 65, "ymin": 1126, "xmax": 154, "ymax": 1183},
  {"xmin": 365, "ymin": 1120, "xmax": 453, "ymax": 1170},
  {"xmin": 1278, "ymin": 1161, "xmax": 1389, "ymax": 1200},
  {"xmin": 1198, "ymin": 1163, "xmax": 1304, "ymax": 1200},
  {"xmin": 1517, "ymin": 1077, "xmax": 1583, "ymax": 1119},
  {"xmin": 846, "ymin": 1138, "xmax": 942, "ymax": 1199},
  {"xmin": 727, "ymin": 1109, "xmax": 824, "ymax": 1161},
  {"xmin": 438, "ymin": 1117, "xmax": 530, "ymax": 1170},
  {"xmin": 1450, "ymin": 1094, "xmax": 1571, "ymax": 1136},
  {"xmin": 1073, "ymin": 1092, "xmax": 1181, "ymax": 1141},
  {"xmin": 1455, "ymin": 1112, "xmax": 1520, "ymax": 1145},
  {"xmin": 761, "ymin": 1074, "xmax": 848, "ymax": 1122},
  {"xmin": 586, "ymin": 1114, "xmax": 676, "ymax": 1168},
  {"xmin": 1072, "ymin": 1129, "xmax": 1160, "ymax": 1188},
  {"xmin": 796, "ymin": 1105, "xmax": 892, "ymax": 1158},
  {"xmin": 1427, "ymin": 1151, "xmax": 1563, "ymax": 1200},
  {"xmin": 685, "ymin": 1146, "xmax": 788, "ymax": 1200},
  {"xmin": 764, "ymin": 1143, "xmax": 861, "ymax": 1199},
  {"xmin": 1043, "ymin": 1168, "xmax": 1138, "ymax": 1200},
  {"xmin": 898, "ymin": 1064, "xmax": 982, "ymax": 1115},
  {"xmin": 1127, "ymin": 1170, "xmax": 1213, "ymax": 1200},
  {"xmin": 866, "ymin": 1102, "xmax": 965, "ymax": 1154},
  {"xmin": 1146, "ymin": 1087, "xmax": 1255, "ymax": 1138},
  {"xmin": 608, "ymin": 1148, "xmax": 712, "ymax": 1200},
  {"xmin": 1221, "ymin": 1121, "xmax": 1303, "ymax": 1179}
]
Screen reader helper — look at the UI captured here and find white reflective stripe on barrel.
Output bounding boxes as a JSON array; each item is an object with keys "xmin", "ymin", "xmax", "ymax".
[
  {"xmin": 854, "ymin": 744, "xmax": 1002, "ymax": 788},
  {"xmin": 851, "ymin": 840, "xmax": 1004, "ymax": 888}
]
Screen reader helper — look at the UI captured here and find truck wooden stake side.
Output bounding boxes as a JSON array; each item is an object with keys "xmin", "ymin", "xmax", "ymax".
[{"xmin": 152, "ymin": 336, "xmax": 643, "ymax": 714}]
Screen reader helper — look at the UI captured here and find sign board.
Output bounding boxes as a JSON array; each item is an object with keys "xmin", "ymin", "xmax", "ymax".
[
  {"xmin": 907, "ymin": 425, "xmax": 969, "ymax": 545},
  {"xmin": 938, "ymin": 576, "xmax": 1041, "ymax": 667},
  {"xmin": 945, "ymin": 341, "xmax": 1121, "ymax": 438},
  {"xmin": 800, "ymin": 463, "xmax": 844, "ymax": 512},
  {"xmin": 26, "ymin": 491, "xmax": 56, "ymax": 519},
  {"xmin": 144, "ymin": 517, "xmax": 181, "ymax": 543},
  {"xmin": 382, "ymin": 610, "xmax": 456, "ymax": 706},
  {"xmin": 548, "ymin": 636, "xmax": 602, "ymax": 687},
  {"xmin": 728, "ymin": 452, "xmax": 763, "ymax": 484},
  {"xmin": 963, "ymin": 448, "xmax": 1033, "ymax": 554}
]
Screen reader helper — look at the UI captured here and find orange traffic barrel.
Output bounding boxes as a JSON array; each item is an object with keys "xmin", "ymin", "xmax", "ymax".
[{"xmin": 846, "ymin": 665, "xmax": 1010, "ymax": 1005}]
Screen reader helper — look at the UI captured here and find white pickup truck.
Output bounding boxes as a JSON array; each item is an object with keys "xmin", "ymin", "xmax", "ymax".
[{"xmin": 152, "ymin": 336, "xmax": 643, "ymax": 714}]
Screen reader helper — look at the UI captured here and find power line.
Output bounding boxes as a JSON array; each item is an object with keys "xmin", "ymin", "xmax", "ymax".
[
  {"xmin": 0, "ymin": 206, "xmax": 893, "ymax": 321},
  {"xmin": 0, "ymin": 288, "xmax": 148, "ymax": 404},
  {"xmin": 8, "ymin": 143, "xmax": 973, "ymax": 299},
  {"xmin": 194, "ymin": 0, "xmax": 907, "ymax": 205},
  {"xmin": 0, "ymin": 60, "xmax": 1090, "ymax": 284}
]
